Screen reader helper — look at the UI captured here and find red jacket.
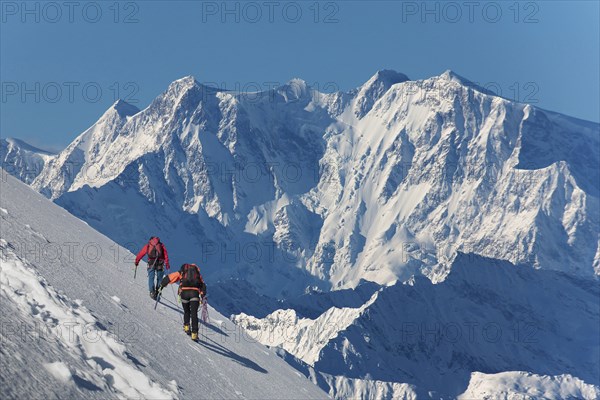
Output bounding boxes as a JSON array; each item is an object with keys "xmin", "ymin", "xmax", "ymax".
[{"xmin": 135, "ymin": 237, "xmax": 170, "ymax": 269}]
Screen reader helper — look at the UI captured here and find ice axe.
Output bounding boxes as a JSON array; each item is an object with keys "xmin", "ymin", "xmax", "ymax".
[{"xmin": 154, "ymin": 286, "xmax": 163, "ymax": 310}]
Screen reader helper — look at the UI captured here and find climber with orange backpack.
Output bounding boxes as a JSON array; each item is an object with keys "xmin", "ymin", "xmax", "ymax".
[
  {"xmin": 135, "ymin": 236, "xmax": 170, "ymax": 299},
  {"xmin": 157, "ymin": 263, "xmax": 207, "ymax": 341}
]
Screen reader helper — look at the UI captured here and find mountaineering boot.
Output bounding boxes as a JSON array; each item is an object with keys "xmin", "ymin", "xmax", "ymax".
[
  {"xmin": 150, "ymin": 290, "xmax": 156, "ymax": 300},
  {"xmin": 183, "ymin": 324, "xmax": 191, "ymax": 335},
  {"xmin": 191, "ymin": 332, "xmax": 198, "ymax": 342}
]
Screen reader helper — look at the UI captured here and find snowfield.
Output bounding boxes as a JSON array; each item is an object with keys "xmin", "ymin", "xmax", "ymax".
[
  {"xmin": 0, "ymin": 172, "xmax": 328, "ymax": 399},
  {"xmin": 1, "ymin": 244, "xmax": 177, "ymax": 399}
]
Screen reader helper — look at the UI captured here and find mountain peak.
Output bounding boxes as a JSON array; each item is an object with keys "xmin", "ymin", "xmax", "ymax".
[
  {"xmin": 353, "ymin": 69, "xmax": 410, "ymax": 117},
  {"xmin": 437, "ymin": 69, "xmax": 480, "ymax": 87},
  {"xmin": 111, "ymin": 99, "xmax": 140, "ymax": 118},
  {"xmin": 439, "ymin": 69, "xmax": 463, "ymax": 81},
  {"xmin": 436, "ymin": 69, "xmax": 496, "ymax": 96},
  {"xmin": 165, "ymin": 75, "xmax": 201, "ymax": 97},
  {"xmin": 275, "ymin": 78, "xmax": 311, "ymax": 102},
  {"xmin": 162, "ymin": 75, "xmax": 224, "ymax": 101},
  {"xmin": 172, "ymin": 75, "xmax": 198, "ymax": 86},
  {"xmin": 286, "ymin": 77, "xmax": 308, "ymax": 88},
  {"xmin": 369, "ymin": 69, "xmax": 410, "ymax": 86}
]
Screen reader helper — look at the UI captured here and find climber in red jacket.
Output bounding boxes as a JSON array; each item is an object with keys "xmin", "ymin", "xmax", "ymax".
[{"xmin": 135, "ymin": 236, "xmax": 170, "ymax": 299}]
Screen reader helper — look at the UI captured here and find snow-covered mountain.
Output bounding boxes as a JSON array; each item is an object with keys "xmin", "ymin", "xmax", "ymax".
[
  {"xmin": 1, "ymin": 137, "xmax": 56, "ymax": 184},
  {"xmin": 26, "ymin": 70, "xmax": 600, "ymax": 299},
  {"xmin": 234, "ymin": 252, "xmax": 600, "ymax": 398},
  {"xmin": 0, "ymin": 172, "xmax": 328, "ymax": 399},
  {"xmin": 33, "ymin": 99, "xmax": 140, "ymax": 197},
  {"xmin": 6, "ymin": 69, "xmax": 600, "ymax": 399}
]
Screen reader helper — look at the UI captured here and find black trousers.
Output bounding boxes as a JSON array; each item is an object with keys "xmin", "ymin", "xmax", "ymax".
[{"xmin": 181, "ymin": 290, "xmax": 200, "ymax": 333}]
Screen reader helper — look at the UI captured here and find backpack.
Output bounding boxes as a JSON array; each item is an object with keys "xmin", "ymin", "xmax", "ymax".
[
  {"xmin": 147, "ymin": 237, "xmax": 164, "ymax": 260},
  {"xmin": 180, "ymin": 263, "xmax": 202, "ymax": 288}
]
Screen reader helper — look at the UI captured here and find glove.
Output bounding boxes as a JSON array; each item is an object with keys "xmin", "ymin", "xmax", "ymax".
[
  {"xmin": 134, "ymin": 261, "xmax": 139, "ymax": 267},
  {"xmin": 158, "ymin": 276, "xmax": 169, "ymax": 290}
]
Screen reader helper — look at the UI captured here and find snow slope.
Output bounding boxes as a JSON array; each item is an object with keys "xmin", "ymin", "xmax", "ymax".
[
  {"xmin": 0, "ymin": 172, "xmax": 328, "ymax": 399},
  {"xmin": 1, "ymin": 138, "xmax": 55, "ymax": 184},
  {"xmin": 1, "ymin": 248, "xmax": 176, "ymax": 399},
  {"xmin": 26, "ymin": 70, "xmax": 599, "ymax": 302}
]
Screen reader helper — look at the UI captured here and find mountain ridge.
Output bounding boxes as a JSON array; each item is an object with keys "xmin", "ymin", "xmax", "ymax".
[
  {"xmin": 2, "ymin": 69, "xmax": 597, "ymax": 296},
  {"xmin": 233, "ymin": 252, "xmax": 599, "ymax": 398}
]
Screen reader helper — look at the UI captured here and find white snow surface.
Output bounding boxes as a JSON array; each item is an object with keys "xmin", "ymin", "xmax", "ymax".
[
  {"xmin": 0, "ymin": 172, "xmax": 328, "ymax": 399},
  {"xmin": 1, "ymin": 248, "xmax": 175, "ymax": 399},
  {"xmin": 44, "ymin": 361, "xmax": 73, "ymax": 383},
  {"xmin": 459, "ymin": 371, "xmax": 600, "ymax": 400}
]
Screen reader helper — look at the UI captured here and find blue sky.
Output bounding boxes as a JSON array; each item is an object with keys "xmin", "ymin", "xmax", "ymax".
[{"xmin": 1, "ymin": 0, "xmax": 599, "ymax": 150}]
